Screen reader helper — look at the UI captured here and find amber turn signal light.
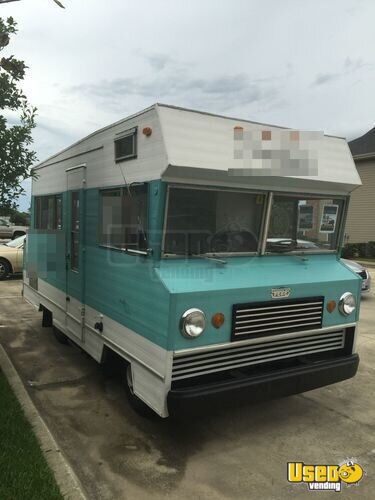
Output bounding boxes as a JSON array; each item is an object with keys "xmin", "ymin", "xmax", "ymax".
[
  {"xmin": 212, "ymin": 312, "xmax": 225, "ymax": 329},
  {"xmin": 326, "ymin": 300, "xmax": 336, "ymax": 313}
]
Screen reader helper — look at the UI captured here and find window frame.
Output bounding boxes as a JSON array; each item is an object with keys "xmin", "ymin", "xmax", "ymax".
[
  {"xmin": 262, "ymin": 191, "xmax": 348, "ymax": 256},
  {"xmin": 34, "ymin": 193, "xmax": 63, "ymax": 231},
  {"xmin": 114, "ymin": 127, "xmax": 137, "ymax": 163},
  {"xmin": 70, "ymin": 191, "xmax": 80, "ymax": 272},
  {"xmin": 98, "ymin": 183, "xmax": 149, "ymax": 254},
  {"xmin": 161, "ymin": 185, "xmax": 349, "ymax": 259},
  {"xmin": 161, "ymin": 184, "xmax": 268, "ymax": 258}
]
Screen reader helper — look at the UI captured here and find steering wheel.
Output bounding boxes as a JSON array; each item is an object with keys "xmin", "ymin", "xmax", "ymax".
[{"xmin": 210, "ymin": 230, "xmax": 258, "ymax": 253}]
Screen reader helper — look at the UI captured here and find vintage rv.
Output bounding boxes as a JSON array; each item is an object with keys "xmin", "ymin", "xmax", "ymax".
[{"xmin": 23, "ymin": 104, "xmax": 362, "ymax": 417}]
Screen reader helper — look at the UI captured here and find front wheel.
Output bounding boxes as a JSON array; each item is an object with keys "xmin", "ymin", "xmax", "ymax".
[
  {"xmin": 0, "ymin": 259, "xmax": 11, "ymax": 280},
  {"xmin": 53, "ymin": 326, "xmax": 69, "ymax": 345},
  {"xmin": 123, "ymin": 363, "xmax": 157, "ymax": 418}
]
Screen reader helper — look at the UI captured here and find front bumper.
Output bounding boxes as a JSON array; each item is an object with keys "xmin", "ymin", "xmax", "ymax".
[{"xmin": 167, "ymin": 354, "xmax": 359, "ymax": 416}]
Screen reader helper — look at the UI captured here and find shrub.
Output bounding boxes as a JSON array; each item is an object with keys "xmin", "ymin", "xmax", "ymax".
[
  {"xmin": 341, "ymin": 241, "xmax": 375, "ymax": 259},
  {"xmin": 367, "ymin": 241, "xmax": 375, "ymax": 258}
]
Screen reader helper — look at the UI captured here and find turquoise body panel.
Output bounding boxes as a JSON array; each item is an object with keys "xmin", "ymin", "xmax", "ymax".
[
  {"xmin": 27, "ymin": 180, "xmax": 362, "ymax": 352},
  {"xmin": 157, "ymin": 254, "xmax": 361, "ymax": 350}
]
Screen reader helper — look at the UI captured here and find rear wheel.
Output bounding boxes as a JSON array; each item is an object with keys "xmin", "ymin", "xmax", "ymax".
[
  {"xmin": 53, "ymin": 326, "xmax": 69, "ymax": 345},
  {"xmin": 0, "ymin": 259, "xmax": 11, "ymax": 280},
  {"xmin": 124, "ymin": 363, "xmax": 157, "ymax": 418}
]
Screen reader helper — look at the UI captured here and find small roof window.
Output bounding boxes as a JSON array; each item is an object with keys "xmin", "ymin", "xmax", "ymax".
[{"xmin": 114, "ymin": 128, "xmax": 137, "ymax": 162}]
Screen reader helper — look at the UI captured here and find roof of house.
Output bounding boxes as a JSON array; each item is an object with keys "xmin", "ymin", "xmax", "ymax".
[{"xmin": 349, "ymin": 127, "xmax": 375, "ymax": 159}]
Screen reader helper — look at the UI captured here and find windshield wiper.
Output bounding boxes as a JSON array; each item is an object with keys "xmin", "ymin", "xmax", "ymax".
[
  {"xmin": 166, "ymin": 252, "xmax": 227, "ymax": 264},
  {"xmin": 193, "ymin": 254, "xmax": 227, "ymax": 265}
]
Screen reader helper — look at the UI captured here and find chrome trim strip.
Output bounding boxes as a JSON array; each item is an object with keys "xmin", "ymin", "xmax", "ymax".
[
  {"xmin": 173, "ymin": 323, "xmax": 357, "ymax": 357},
  {"xmin": 234, "ymin": 321, "xmax": 322, "ymax": 335},
  {"xmin": 33, "ymin": 146, "xmax": 103, "ymax": 171},
  {"xmin": 173, "ymin": 333, "xmax": 345, "ymax": 369},
  {"xmin": 235, "ymin": 317, "xmax": 321, "ymax": 330},
  {"xmin": 172, "ymin": 345, "xmax": 344, "ymax": 381},
  {"xmin": 173, "ymin": 341, "xmax": 344, "ymax": 376},
  {"xmin": 237, "ymin": 302, "xmax": 322, "ymax": 313},
  {"xmin": 235, "ymin": 311, "xmax": 322, "ymax": 323}
]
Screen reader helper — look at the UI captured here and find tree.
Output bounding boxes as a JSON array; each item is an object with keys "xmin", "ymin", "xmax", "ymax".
[{"xmin": 0, "ymin": 16, "xmax": 37, "ymax": 211}]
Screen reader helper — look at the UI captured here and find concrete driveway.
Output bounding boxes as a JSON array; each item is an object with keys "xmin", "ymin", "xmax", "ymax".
[{"xmin": 0, "ymin": 277, "xmax": 374, "ymax": 499}]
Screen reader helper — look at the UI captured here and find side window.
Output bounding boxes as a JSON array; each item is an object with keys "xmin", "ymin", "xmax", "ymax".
[
  {"xmin": 100, "ymin": 189, "xmax": 122, "ymax": 247},
  {"xmin": 34, "ymin": 194, "xmax": 63, "ymax": 230},
  {"xmin": 114, "ymin": 128, "xmax": 137, "ymax": 162},
  {"xmin": 123, "ymin": 184, "xmax": 148, "ymax": 250},
  {"xmin": 100, "ymin": 184, "xmax": 148, "ymax": 251}
]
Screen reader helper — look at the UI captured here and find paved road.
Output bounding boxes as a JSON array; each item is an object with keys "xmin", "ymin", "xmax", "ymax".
[{"xmin": 0, "ymin": 277, "xmax": 374, "ymax": 500}]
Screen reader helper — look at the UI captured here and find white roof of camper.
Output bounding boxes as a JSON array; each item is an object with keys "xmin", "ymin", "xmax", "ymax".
[
  {"xmin": 157, "ymin": 104, "xmax": 361, "ymax": 195},
  {"xmin": 33, "ymin": 103, "xmax": 361, "ymax": 196}
]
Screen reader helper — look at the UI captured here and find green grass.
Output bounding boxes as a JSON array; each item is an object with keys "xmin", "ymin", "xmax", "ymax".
[{"xmin": 0, "ymin": 372, "xmax": 63, "ymax": 500}]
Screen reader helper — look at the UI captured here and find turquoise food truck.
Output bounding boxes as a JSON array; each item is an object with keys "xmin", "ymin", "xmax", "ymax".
[{"xmin": 23, "ymin": 104, "xmax": 362, "ymax": 417}]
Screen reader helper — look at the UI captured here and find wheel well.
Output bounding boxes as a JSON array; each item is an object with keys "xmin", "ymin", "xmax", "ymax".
[
  {"xmin": 0, "ymin": 257, "xmax": 13, "ymax": 274},
  {"xmin": 12, "ymin": 231, "xmax": 25, "ymax": 239},
  {"xmin": 41, "ymin": 306, "xmax": 53, "ymax": 327},
  {"xmin": 101, "ymin": 345, "xmax": 128, "ymax": 375}
]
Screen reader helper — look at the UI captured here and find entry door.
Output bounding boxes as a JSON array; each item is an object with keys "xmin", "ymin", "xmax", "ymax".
[{"xmin": 65, "ymin": 165, "xmax": 86, "ymax": 341}]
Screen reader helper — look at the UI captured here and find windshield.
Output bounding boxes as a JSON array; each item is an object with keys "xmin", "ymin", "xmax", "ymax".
[
  {"xmin": 266, "ymin": 195, "xmax": 344, "ymax": 253},
  {"xmin": 5, "ymin": 235, "xmax": 25, "ymax": 248},
  {"xmin": 164, "ymin": 187, "xmax": 265, "ymax": 255}
]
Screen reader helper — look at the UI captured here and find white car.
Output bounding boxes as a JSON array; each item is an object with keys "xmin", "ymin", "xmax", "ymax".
[{"xmin": 341, "ymin": 258, "xmax": 372, "ymax": 293}]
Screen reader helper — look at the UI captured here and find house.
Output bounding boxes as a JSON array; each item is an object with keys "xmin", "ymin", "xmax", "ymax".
[{"xmin": 345, "ymin": 127, "xmax": 375, "ymax": 244}]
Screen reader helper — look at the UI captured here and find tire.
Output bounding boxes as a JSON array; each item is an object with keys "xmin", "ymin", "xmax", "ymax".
[
  {"xmin": 0, "ymin": 259, "xmax": 11, "ymax": 280},
  {"xmin": 12, "ymin": 231, "xmax": 25, "ymax": 239},
  {"xmin": 53, "ymin": 326, "xmax": 69, "ymax": 345},
  {"xmin": 123, "ymin": 363, "xmax": 157, "ymax": 418},
  {"xmin": 42, "ymin": 307, "xmax": 53, "ymax": 327}
]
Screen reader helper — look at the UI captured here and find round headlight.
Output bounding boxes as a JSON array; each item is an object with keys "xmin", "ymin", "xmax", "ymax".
[
  {"xmin": 180, "ymin": 308, "xmax": 206, "ymax": 338},
  {"xmin": 338, "ymin": 292, "xmax": 356, "ymax": 316}
]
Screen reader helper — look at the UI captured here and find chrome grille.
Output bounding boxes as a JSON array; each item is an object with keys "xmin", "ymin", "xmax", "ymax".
[
  {"xmin": 232, "ymin": 296, "xmax": 324, "ymax": 340},
  {"xmin": 172, "ymin": 329, "xmax": 345, "ymax": 381}
]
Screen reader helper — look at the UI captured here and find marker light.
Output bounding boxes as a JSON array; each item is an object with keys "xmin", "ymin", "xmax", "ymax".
[
  {"xmin": 326, "ymin": 300, "xmax": 336, "ymax": 313},
  {"xmin": 142, "ymin": 126, "xmax": 152, "ymax": 136},
  {"xmin": 338, "ymin": 292, "xmax": 356, "ymax": 316},
  {"xmin": 212, "ymin": 312, "xmax": 225, "ymax": 329},
  {"xmin": 180, "ymin": 309, "xmax": 206, "ymax": 338}
]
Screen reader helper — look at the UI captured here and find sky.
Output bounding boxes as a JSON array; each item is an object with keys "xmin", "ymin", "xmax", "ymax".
[{"xmin": 1, "ymin": 0, "xmax": 375, "ymax": 210}]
